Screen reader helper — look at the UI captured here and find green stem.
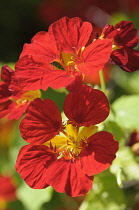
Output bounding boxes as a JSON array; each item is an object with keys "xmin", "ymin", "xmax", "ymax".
[{"xmin": 99, "ymin": 69, "xmax": 106, "ymax": 94}]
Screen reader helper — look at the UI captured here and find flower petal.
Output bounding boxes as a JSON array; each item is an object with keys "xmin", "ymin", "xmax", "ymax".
[
  {"xmin": 111, "ymin": 48, "xmax": 128, "ymax": 66},
  {"xmin": 0, "ymin": 101, "xmax": 15, "ymax": 119},
  {"xmin": 12, "ymin": 55, "xmax": 54, "ymax": 91},
  {"xmin": 16, "ymin": 144, "xmax": 57, "ymax": 189},
  {"xmin": 0, "ymin": 82, "xmax": 12, "ymax": 103},
  {"xmin": 8, "ymin": 103, "xmax": 28, "ymax": 120},
  {"xmin": 45, "ymin": 158, "xmax": 93, "ymax": 197},
  {"xmin": 20, "ymin": 31, "xmax": 59, "ymax": 63},
  {"xmin": 48, "ymin": 16, "xmax": 93, "ymax": 53},
  {"xmin": 77, "ymin": 39, "xmax": 112, "ymax": 75},
  {"xmin": 80, "ymin": 131, "xmax": 118, "ymax": 176},
  {"xmin": 41, "ymin": 70, "xmax": 82, "ymax": 90},
  {"xmin": 114, "ymin": 21, "xmax": 138, "ymax": 48},
  {"xmin": 20, "ymin": 98, "xmax": 62, "ymax": 144},
  {"xmin": 121, "ymin": 49, "xmax": 139, "ymax": 72},
  {"xmin": 1, "ymin": 65, "xmax": 14, "ymax": 84},
  {"xmin": 102, "ymin": 21, "xmax": 138, "ymax": 48},
  {"xmin": 64, "ymin": 85, "xmax": 110, "ymax": 126}
]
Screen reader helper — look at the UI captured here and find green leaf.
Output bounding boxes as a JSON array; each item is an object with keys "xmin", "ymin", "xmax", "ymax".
[
  {"xmin": 105, "ymin": 120, "xmax": 125, "ymax": 142},
  {"xmin": 112, "ymin": 67, "xmax": 139, "ymax": 94},
  {"xmin": 112, "ymin": 95, "xmax": 139, "ymax": 130},
  {"xmin": 79, "ymin": 171, "xmax": 126, "ymax": 210},
  {"xmin": 41, "ymin": 88, "xmax": 66, "ymax": 112},
  {"xmin": 17, "ymin": 183, "xmax": 53, "ymax": 210},
  {"xmin": 110, "ymin": 147, "xmax": 139, "ymax": 181}
]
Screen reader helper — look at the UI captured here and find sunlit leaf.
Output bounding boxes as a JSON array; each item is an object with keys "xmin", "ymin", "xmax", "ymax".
[
  {"xmin": 17, "ymin": 183, "xmax": 53, "ymax": 210},
  {"xmin": 112, "ymin": 95, "xmax": 139, "ymax": 129}
]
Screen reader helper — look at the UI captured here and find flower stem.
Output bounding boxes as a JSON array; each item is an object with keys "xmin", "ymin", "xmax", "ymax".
[{"xmin": 99, "ymin": 69, "xmax": 106, "ymax": 94}]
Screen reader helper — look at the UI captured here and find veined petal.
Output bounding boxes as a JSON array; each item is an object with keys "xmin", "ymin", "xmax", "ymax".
[
  {"xmin": 48, "ymin": 16, "xmax": 93, "ymax": 53},
  {"xmin": 1, "ymin": 65, "xmax": 14, "ymax": 84},
  {"xmin": 111, "ymin": 48, "xmax": 128, "ymax": 66},
  {"xmin": 41, "ymin": 70, "xmax": 81, "ymax": 90},
  {"xmin": 12, "ymin": 55, "xmax": 54, "ymax": 91},
  {"xmin": 20, "ymin": 31, "xmax": 59, "ymax": 63},
  {"xmin": 77, "ymin": 39, "xmax": 112, "ymax": 75},
  {"xmin": 45, "ymin": 158, "xmax": 93, "ymax": 197},
  {"xmin": 0, "ymin": 82, "xmax": 12, "ymax": 103},
  {"xmin": 80, "ymin": 131, "xmax": 118, "ymax": 176},
  {"xmin": 20, "ymin": 98, "xmax": 62, "ymax": 144},
  {"xmin": 114, "ymin": 21, "xmax": 138, "ymax": 48},
  {"xmin": 16, "ymin": 144, "xmax": 57, "ymax": 189},
  {"xmin": 121, "ymin": 48, "xmax": 139, "ymax": 72},
  {"xmin": 8, "ymin": 103, "xmax": 28, "ymax": 120},
  {"xmin": 64, "ymin": 85, "xmax": 110, "ymax": 126},
  {"xmin": 0, "ymin": 101, "xmax": 15, "ymax": 119}
]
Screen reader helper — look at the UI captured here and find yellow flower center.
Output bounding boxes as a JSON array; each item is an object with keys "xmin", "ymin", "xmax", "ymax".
[
  {"xmin": 61, "ymin": 52, "xmax": 75, "ymax": 66},
  {"xmin": 16, "ymin": 90, "xmax": 41, "ymax": 106},
  {"xmin": 44, "ymin": 122, "xmax": 98, "ymax": 160},
  {"xmin": 59, "ymin": 47, "xmax": 85, "ymax": 76},
  {"xmin": 112, "ymin": 44, "xmax": 120, "ymax": 51}
]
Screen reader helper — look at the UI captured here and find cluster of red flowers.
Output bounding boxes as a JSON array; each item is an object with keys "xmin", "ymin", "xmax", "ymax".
[{"xmin": 1, "ymin": 16, "xmax": 139, "ymax": 197}]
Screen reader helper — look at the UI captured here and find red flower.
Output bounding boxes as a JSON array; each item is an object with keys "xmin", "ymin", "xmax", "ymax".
[
  {"xmin": 16, "ymin": 85, "xmax": 118, "ymax": 197},
  {"xmin": 0, "ymin": 175, "xmax": 17, "ymax": 209},
  {"xmin": 12, "ymin": 17, "xmax": 112, "ymax": 91},
  {"xmin": 101, "ymin": 21, "xmax": 139, "ymax": 72},
  {"xmin": 0, "ymin": 65, "xmax": 41, "ymax": 120}
]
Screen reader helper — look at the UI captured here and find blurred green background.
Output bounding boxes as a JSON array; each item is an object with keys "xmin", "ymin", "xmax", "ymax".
[{"xmin": 1, "ymin": 0, "xmax": 139, "ymax": 210}]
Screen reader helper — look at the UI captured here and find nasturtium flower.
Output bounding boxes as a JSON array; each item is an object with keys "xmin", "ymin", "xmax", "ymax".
[
  {"xmin": 0, "ymin": 175, "xmax": 17, "ymax": 210},
  {"xmin": 101, "ymin": 20, "xmax": 139, "ymax": 72},
  {"xmin": 12, "ymin": 16, "xmax": 112, "ymax": 91},
  {"xmin": 0, "ymin": 65, "xmax": 41, "ymax": 120},
  {"xmin": 16, "ymin": 85, "xmax": 118, "ymax": 197}
]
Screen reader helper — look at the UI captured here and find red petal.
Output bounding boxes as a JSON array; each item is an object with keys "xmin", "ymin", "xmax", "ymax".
[
  {"xmin": 111, "ymin": 48, "xmax": 128, "ymax": 66},
  {"xmin": 114, "ymin": 21, "xmax": 138, "ymax": 48},
  {"xmin": 8, "ymin": 103, "xmax": 28, "ymax": 120},
  {"xmin": 80, "ymin": 131, "xmax": 118, "ymax": 176},
  {"xmin": 16, "ymin": 144, "xmax": 57, "ymax": 189},
  {"xmin": 20, "ymin": 98, "xmax": 62, "ymax": 144},
  {"xmin": 64, "ymin": 85, "xmax": 110, "ymax": 126},
  {"xmin": 1, "ymin": 65, "xmax": 14, "ymax": 84},
  {"xmin": 20, "ymin": 31, "xmax": 59, "ymax": 63},
  {"xmin": 0, "ymin": 82, "xmax": 12, "ymax": 103},
  {"xmin": 77, "ymin": 39, "xmax": 112, "ymax": 75},
  {"xmin": 48, "ymin": 16, "xmax": 92, "ymax": 53},
  {"xmin": 12, "ymin": 55, "xmax": 54, "ymax": 91},
  {"xmin": 13, "ymin": 55, "xmax": 83, "ymax": 91},
  {"xmin": 121, "ymin": 49, "xmax": 139, "ymax": 72},
  {"xmin": 0, "ymin": 101, "xmax": 15, "ymax": 119},
  {"xmin": 102, "ymin": 21, "xmax": 138, "ymax": 48},
  {"xmin": 41, "ymin": 70, "xmax": 82, "ymax": 90},
  {"xmin": 45, "ymin": 158, "xmax": 93, "ymax": 197},
  {"xmin": 102, "ymin": 24, "xmax": 117, "ymax": 38}
]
